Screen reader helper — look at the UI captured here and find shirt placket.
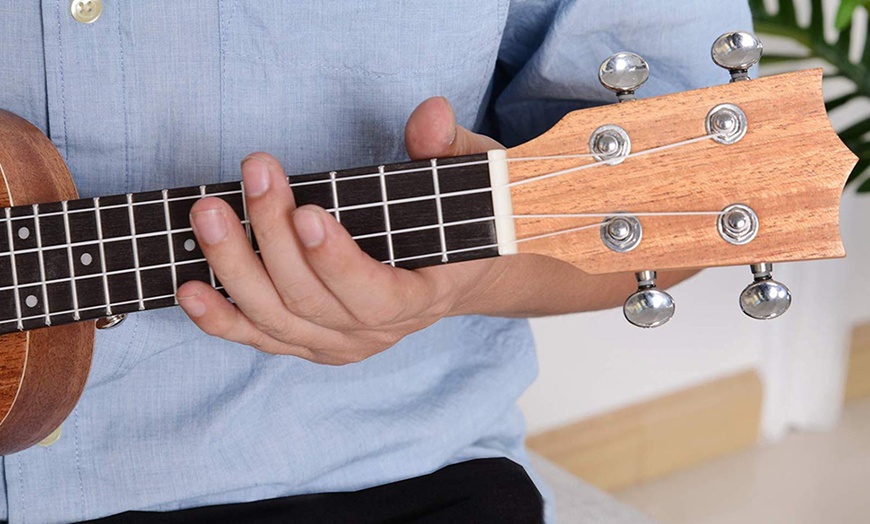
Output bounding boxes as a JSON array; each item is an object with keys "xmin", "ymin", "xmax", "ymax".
[{"xmin": 2, "ymin": 2, "xmax": 130, "ymax": 523}]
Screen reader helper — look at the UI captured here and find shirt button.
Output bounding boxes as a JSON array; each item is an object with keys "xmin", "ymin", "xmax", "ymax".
[
  {"xmin": 38, "ymin": 426, "xmax": 62, "ymax": 447},
  {"xmin": 70, "ymin": 0, "xmax": 102, "ymax": 24}
]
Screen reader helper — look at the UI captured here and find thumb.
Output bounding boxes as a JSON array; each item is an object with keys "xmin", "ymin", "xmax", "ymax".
[{"xmin": 404, "ymin": 97, "xmax": 503, "ymax": 161}]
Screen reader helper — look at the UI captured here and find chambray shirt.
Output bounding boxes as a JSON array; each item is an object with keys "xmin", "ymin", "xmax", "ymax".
[{"xmin": 0, "ymin": 2, "xmax": 750, "ymax": 522}]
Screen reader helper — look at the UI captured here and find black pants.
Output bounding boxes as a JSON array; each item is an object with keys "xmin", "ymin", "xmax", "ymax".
[{"xmin": 85, "ymin": 458, "xmax": 544, "ymax": 524}]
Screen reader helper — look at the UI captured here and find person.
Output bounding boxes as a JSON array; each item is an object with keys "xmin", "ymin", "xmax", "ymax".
[{"xmin": 0, "ymin": 1, "xmax": 752, "ymax": 522}]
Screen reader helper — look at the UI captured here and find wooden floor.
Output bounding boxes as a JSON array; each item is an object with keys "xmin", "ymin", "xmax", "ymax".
[
  {"xmin": 615, "ymin": 397, "xmax": 870, "ymax": 524},
  {"xmin": 526, "ymin": 370, "xmax": 762, "ymax": 491}
]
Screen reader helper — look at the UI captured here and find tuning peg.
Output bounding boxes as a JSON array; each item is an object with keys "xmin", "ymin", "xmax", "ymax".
[
  {"xmin": 96, "ymin": 314, "xmax": 127, "ymax": 329},
  {"xmin": 623, "ymin": 271, "xmax": 675, "ymax": 328},
  {"xmin": 599, "ymin": 52, "xmax": 649, "ymax": 102},
  {"xmin": 739, "ymin": 263, "xmax": 791, "ymax": 320},
  {"xmin": 711, "ymin": 31, "xmax": 763, "ymax": 82}
]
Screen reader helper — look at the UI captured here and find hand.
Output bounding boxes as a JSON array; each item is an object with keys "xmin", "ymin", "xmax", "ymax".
[{"xmin": 176, "ymin": 97, "xmax": 504, "ymax": 365}]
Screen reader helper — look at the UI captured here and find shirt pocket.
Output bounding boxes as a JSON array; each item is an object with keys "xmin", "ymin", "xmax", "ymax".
[
  {"xmin": 221, "ymin": 1, "xmax": 506, "ymax": 77},
  {"xmin": 217, "ymin": 0, "xmax": 509, "ymax": 176}
]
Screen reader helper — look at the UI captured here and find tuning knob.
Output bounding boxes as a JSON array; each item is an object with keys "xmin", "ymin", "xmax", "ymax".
[
  {"xmin": 740, "ymin": 263, "xmax": 791, "ymax": 320},
  {"xmin": 624, "ymin": 271, "xmax": 675, "ymax": 328},
  {"xmin": 96, "ymin": 314, "xmax": 127, "ymax": 330},
  {"xmin": 711, "ymin": 31, "xmax": 763, "ymax": 82},
  {"xmin": 599, "ymin": 52, "xmax": 650, "ymax": 102}
]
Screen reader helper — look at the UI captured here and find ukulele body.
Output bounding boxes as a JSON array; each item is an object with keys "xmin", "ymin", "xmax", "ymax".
[{"xmin": 0, "ymin": 110, "xmax": 94, "ymax": 454}]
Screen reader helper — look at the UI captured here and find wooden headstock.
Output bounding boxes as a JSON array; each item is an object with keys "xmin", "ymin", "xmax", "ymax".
[{"xmin": 506, "ymin": 69, "xmax": 856, "ymax": 275}]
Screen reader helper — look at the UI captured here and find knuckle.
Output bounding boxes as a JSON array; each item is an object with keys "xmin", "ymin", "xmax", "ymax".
[
  {"xmin": 354, "ymin": 302, "xmax": 402, "ymax": 328},
  {"xmin": 277, "ymin": 284, "xmax": 332, "ymax": 320},
  {"xmin": 246, "ymin": 332, "xmax": 271, "ymax": 353},
  {"xmin": 253, "ymin": 312, "xmax": 293, "ymax": 340},
  {"xmin": 249, "ymin": 211, "xmax": 286, "ymax": 243},
  {"xmin": 338, "ymin": 350, "xmax": 369, "ymax": 365},
  {"xmin": 198, "ymin": 309, "xmax": 245, "ymax": 342}
]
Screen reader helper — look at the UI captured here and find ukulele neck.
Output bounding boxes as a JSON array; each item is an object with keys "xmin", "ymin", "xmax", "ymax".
[{"xmin": 0, "ymin": 151, "xmax": 514, "ymax": 334}]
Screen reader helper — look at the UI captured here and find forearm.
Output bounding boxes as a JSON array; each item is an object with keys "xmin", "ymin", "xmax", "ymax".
[{"xmin": 451, "ymin": 254, "xmax": 699, "ymax": 318}]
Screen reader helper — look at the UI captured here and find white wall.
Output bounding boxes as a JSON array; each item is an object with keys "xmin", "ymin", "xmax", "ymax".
[{"xmin": 519, "ymin": 1, "xmax": 870, "ymax": 436}]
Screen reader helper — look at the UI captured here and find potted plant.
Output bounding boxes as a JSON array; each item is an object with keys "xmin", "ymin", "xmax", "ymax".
[{"xmin": 751, "ymin": 0, "xmax": 870, "ymax": 191}]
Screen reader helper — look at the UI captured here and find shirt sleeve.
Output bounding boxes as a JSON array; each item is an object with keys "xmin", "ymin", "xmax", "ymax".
[{"xmin": 486, "ymin": 0, "xmax": 754, "ymax": 147}]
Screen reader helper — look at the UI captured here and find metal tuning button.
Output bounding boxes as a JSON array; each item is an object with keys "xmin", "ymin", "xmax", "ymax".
[
  {"xmin": 740, "ymin": 263, "xmax": 791, "ymax": 320},
  {"xmin": 711, "ymin": 31, "xmax": 763, "ymax": 82},
  {"xmin": 96, "ymin": 314, "xmax": 127, "ymax": 330},
  {"xmin": 599, "ymin": 52, "xmax": 649, "ymax": 102},
  {"xmin": 623, "ymin": 271, "xmax": 675, "ymax": 328}
]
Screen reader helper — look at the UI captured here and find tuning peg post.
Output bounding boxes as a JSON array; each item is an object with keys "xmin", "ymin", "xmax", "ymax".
[
  {"xmin": 711, "ymin": 31, "xmax": 763, "ymax": 82},
  {"xmin": 624, "ymin": 271, "xmax": 675, "ymax": 328},
  {"xmin": 599, "ymin": 52, "xmax": 649, "ymax": 102}
]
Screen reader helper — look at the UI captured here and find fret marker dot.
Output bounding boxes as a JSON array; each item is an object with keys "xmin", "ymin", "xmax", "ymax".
[
  {"xmin": 17, "ymin": 227, "xmax": 29, "ymax": 240},
  {"xmin": 80, "ymin": 253, "xmax": 93, "ymax": 266},
  {"xmin": 184, "ymin": 239, "xmax": 196, "ymax": 252},
  {"xmin": 25, "ymin": 295, "xmax": 37, "ymax": 308}
]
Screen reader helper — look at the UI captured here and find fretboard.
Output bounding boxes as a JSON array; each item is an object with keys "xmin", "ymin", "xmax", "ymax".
[{"xmin": 0, "ymin": 153, "xmax": 502, "ymax": 334}]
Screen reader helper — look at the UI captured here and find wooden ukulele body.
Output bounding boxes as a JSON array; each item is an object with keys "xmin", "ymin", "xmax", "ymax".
[{"xmin": 0, "ymin": 111, "xmax": 94, "ymax": 454}]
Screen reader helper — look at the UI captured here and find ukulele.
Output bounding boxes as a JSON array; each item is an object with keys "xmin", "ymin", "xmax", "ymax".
[{"xmin": 0, "ymin": 32, "xmax": 855, "ymax": 454}]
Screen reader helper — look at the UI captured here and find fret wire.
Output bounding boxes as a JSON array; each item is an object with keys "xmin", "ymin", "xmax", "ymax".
[
  {"xmin": 329, "ymin": 171, "xmax": 340, "ymax": 223},
  {"xmin": 4, "ymin": 208, "xmax": 22, "ymax": 330},
  {"xmin": 32, "ymin": 204, "xmax": 51, "ymax": 325},
  {"xmin": 92, "ymin": 198, "xmax": 112, "ymax": 315},
  {"xmin": 239, "ymin": 181, "xmax": 253, "ymax": 241},
  {"xmin": 200, "ymin": 185, "xmax": 217, "ymax": 288},
  {"xmin": 127, "ymin": 193, "xmax": 145, "ymax": 310},
  {"xmin": 62, "ymin": 200, "xmax": 80, "ymax": 320},
  {"xmin": 431, "ymin": 159, "xmax": 448, "ymax": 263},
  {"xmin": 378, "ymin": 166, "xmax": 395, "ymax": 267},
  {"xmin": 162, "ymin": 190, "xmax": 179, "ymax": 303}
]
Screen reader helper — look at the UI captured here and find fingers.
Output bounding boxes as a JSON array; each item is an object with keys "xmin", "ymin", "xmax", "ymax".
[
  {"xmin": 404, "ymin": 96, "xmax": 503, "ymax": 160},
  {"xmin": 177, "ymin": 280, "xmax": 315, "ymax": 359},
  {"xmin": 241, "ymin": 154, "xmax": 348, "ymax": 322},
  {"xmin": 292, "ymin": 205, "xmax": 450, "ymax": 326},
  {"xmin": 176, "ymin": 97, "xmax": 495, "ymax": 363},
  {"xmin": 187, "ymin": 196, "xmax": 324, "ymax": 344},
  {"xmin": 177, "ymin": 280, "xmax": 388, "ymax": 365}
]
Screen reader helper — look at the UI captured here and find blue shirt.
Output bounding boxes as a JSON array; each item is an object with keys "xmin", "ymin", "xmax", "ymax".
[{"xmin": 0, "ymin": 1, "xmax": 750, "ymax": 522}]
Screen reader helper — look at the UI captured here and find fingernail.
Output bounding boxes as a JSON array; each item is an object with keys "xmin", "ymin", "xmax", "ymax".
[
  {"xmin": 178, "ymin": 294, "xmax": 206, "ymax": 317},
  {"xmin": 293, "ymin": 208, "xmax": 325, "ymax": 248},
  {"xmin": 241, "ymin": 156, "xmax": 270, "ymax": 197},
  {"xmin": 439, "ymin": 97, "xmax": 457, "ymax": 146},
  {"xmin": 191, "ymin": 209, "xmax": 228, "ymax": 244}
]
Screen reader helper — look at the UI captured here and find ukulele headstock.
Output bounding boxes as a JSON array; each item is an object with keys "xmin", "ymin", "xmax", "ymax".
[{"xmin": 502, "ymin": 32, "xmax": 856, "ymax": 327}]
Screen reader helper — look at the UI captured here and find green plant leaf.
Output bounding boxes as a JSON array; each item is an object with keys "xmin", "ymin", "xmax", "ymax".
[
  {"xmin": 857, "ymin": 176, "xmax": 870, "ymax": 191},
  {"xmin": 752, "ymin": 0, "xmax": 870, "ymax": 190},
  {"xmin": 760, "ymin": 54, "xmax": 810, "ymax": 63},
  {"xmin": 826, "ymin": 91, "xmax": 859, "ymax": 112},
  {"xmin": 779, "ymin": 0, "xmax": 798, "ymax": 26},
  {"xmin": 846, "ymin": 158, "xmax": 870, "ymax": 186},
  {"xmin": 836, "ymin": 0, "xmax": 870, "ymax": 30}
]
